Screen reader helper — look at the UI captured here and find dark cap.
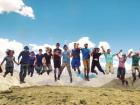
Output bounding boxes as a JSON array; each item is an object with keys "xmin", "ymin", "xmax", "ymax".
[
  {"xmin": 56, "ymin": 43, "xmax": 60, "ymax": 46},
  {"xmin": 63, "ymin": 44, "xmax": 68, "ymax": 49}
]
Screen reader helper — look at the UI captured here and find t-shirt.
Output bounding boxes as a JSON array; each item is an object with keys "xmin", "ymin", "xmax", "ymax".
[
  {"xmin": 62, "ymin": 50, "xmax": 70, "ymax": 63},
  {"xmin": 92, "ymin": 53, "xmax": 102, "ymax": 62},
  {"xmin": 3, "ymin": 56, "xmax": 15, "ymax": 68},
  {"xmin": 18, "ymin": 51, "xmax": 30, "ymax": 64},
  {"xmin": 132, "ymin": 55, "xmax": 140, "ymax": 66},
  {"xmin": 117, "ymin": 55, "xmax": 126, "ymax": 68},
  {"xmin": 53, "ymin": 48, "xmax": 62, "ymax": 60},
  {"xmin": 72, "ymin": 48, "xmax": 80, "ymax": 59},
  {"xmin": 81, "ymin": 48, "xmax": 90, "ymax": 60},
  {"xmin": 36, "ymin": 54, "xmax": 44, "ymax": 65},
  {"xmin": 29, "ymin": 55, "xmax": 36, "ymax": 65},
  {"xmin": 44, "ymin": 53, "xmax": 52, "ymax": 64},
  {"xmin": 104, "ymin": 53, "xmax": 115, "ymax": 63}
]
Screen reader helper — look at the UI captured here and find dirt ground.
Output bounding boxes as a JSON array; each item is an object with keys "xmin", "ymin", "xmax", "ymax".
[{"xmin": 0, "ymin": 86, "xmax": 140, "ymax": 105}]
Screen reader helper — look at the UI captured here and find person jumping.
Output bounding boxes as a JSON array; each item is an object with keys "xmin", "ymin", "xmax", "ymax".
[
  {"xmin": 1, "ymin": 50, "xmax": 18, "ymax": 78},
  {"xmin": 53, "ymin": 43, "xmax": 62, "ymax": 82},
  {"xmin": 91, "ymin": 48, "xmax": 105, "ymax": 75},
  {"xmin": 81, "ymin": 43, "xmax": 91, "ymax": 81}
]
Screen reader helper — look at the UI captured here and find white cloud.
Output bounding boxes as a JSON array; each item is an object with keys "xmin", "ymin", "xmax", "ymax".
[
  {"xmin": 0, "ymin": 38, "xmax": 23, "ymax": 72},
  {"xmin": 0, "ymin": 38, "xmax": 23, "ymax": 59},
  {"xmin": 29, "ymin": 44, "xmax": 56, "ymax": 54},
  {"xmin": 0, "ymin": 37, "xmax": 132, "ymax": 71},
  {"xmin": 0, "ymin": 0, "xmax": 35, "ymax": 19},
  {"xmin": 98, "ymin": 41, "xmax": 110, "ymax": 51},
  {"xmin": 68, "ymin": 37, "xmax": 96, "ymax": 49},
  {"xmin": 0, "ymin": 37, "xmax": 134, "ymax": 90}
]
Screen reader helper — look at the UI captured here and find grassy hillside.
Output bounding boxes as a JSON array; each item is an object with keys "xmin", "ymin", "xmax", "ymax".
[{"xmin": 0, "ymin": 86, "xmax": 140, "ymax": 105}]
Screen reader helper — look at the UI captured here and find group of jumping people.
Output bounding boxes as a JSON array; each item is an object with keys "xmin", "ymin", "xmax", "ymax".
[{"xmin": 0, "ymin": 42, "xmax": 140, "ymax": 86}]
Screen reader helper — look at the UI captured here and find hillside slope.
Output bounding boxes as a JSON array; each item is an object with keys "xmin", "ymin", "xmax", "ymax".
[{"xmin": 0, "ymin": 86, "xmax": 140, "ymax": 105}]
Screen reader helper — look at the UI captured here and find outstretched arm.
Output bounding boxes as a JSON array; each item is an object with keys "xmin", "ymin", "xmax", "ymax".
[
  {"xmin": 0, "ymin": 57, "xmax": 6, "ymax": 65},
  {"xmin": 18, "ymin": 52, "xmax": 22, "ymax": 64},
  {"xmin": 13, "ymin": 57, "xmax": 19, "ymax": 65}
]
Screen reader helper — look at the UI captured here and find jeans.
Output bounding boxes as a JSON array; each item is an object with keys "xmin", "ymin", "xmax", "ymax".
[{"xmin": 19, "ymin": 64, "xmax": 28, "ymax": 82}]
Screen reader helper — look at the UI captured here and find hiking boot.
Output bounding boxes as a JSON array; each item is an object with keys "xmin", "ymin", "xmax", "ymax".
[
  {"xmin": 132, "ymin": 73, "xmax": 136, "ymax": 83},
  {"xmin": 54, "ymin": 76, "xmax": 57, "ymax": 82},
  {"xmin": 92, "ymin": 70, "xmax": 98, "ymax": 75},
  {"xmin": 84, "ymin": 74, "xmax": 87, "ymax": 81},
  {"xmin": 102, "ymin": 71, "xmax": 105, "ymax": 75},
  {"xmin": 20, "ymin": 81, "xmax": 25, "ymax": 84},
  {"xmin": 20, "ymin": 81, "xmax": 23, "ymax": 84},
  {"xmin": 125, "ymin": 81, "xmax": 128, "ymax": 86},
  {"xmin": 47, "ymin": 71, "xmax": 50, "ymax": 75},
  {"xmin": 87, "ymin": 75, "xmax": 90, "ymax": 81},
  {"xmin": 78, "ymin": 70, "xmax": 81, "ymax": 74},
  {"xmin": 70, "ymin": 78, "xmax": 73, "ymax": 83},
  {"xmin": 57, "ymin": 77, "xmax": 60, "ymax": 80}
]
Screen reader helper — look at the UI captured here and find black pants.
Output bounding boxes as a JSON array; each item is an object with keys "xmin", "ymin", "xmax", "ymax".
[
  {"xmin": 91, "ymin": 61, "xmax": 104, "ymax": 73},
  {"xmin": 54, "ymin": 59, "xmax": 61, "ymax": 68},
  {"xmin": 28, "ymin": 65, "xmax": 34, "ymax": 77},
  {"xmin": 4, "ymin": 67, "xmax": 14, "ymax": 77},
  {"xmin": 19, "ymin": 64, "xmax": 28, "ymax": 82},
  {"xmin": 53, "ymin": 59, "xmax": 61, "ymax": 81}
]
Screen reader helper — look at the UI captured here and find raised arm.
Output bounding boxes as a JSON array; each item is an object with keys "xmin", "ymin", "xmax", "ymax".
[
  {"xmin": 116, "ymin": 49, "xmax": 123, "ymax": 59},
  {"xmin": 101, "ymin": 46, "xmax": 106, "ymax": 54},
  {"xmin": 128, "ymin": 51, "xmax": 133, "ymax": 58},
  {"xmin": 116, "ymin": 49, "xmax": 122, "ymax": 55},
  {"xmin": 91, "ymin": 48, "xmax": 95, "ymax": 56}
]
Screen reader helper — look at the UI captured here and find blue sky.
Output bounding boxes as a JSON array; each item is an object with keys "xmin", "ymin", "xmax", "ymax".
[{"xmin": 0, "ymin": 0, "xmax": 140, "ymax": 52}]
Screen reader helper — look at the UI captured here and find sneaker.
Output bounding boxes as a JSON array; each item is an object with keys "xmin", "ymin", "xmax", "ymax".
[
  {"xmin": 94, "ymin": 70, "xmax": 98, "ymax": 75},
  {"xmin": 57, "ymin": 77, "xmax": 60, "ymax": 80},
  {"xmin": 102, "ymin": 71, "xmax": 105, "ymax": 75},
  {"xmin": 22, "ymin": 81, "xmax": 26, "ymax": 83}
]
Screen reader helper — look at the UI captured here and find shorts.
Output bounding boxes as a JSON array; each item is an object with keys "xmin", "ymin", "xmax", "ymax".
[
  {"xmin": 132, "ymin": 66, "xmax": 140, "ymax": 73},
  {"xmin": 83, "ymin": 59, "xmax": 90, "ymax": 70},
  {"xmin": 54, "ymin": 59, "xmax": 61, "ymax": 68},
  {"xmin": 71, "ymin": 58, "xmax": 81, "ymax": 69},
  {"xmin": 5, "ymin": 67, "xmax": 14, "ymax": 74}
]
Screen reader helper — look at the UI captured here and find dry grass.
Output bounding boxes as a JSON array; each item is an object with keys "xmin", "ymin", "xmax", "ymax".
[{"xmin": 0, "ymin": 86, "xmax": 140, "ymax": 105}]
